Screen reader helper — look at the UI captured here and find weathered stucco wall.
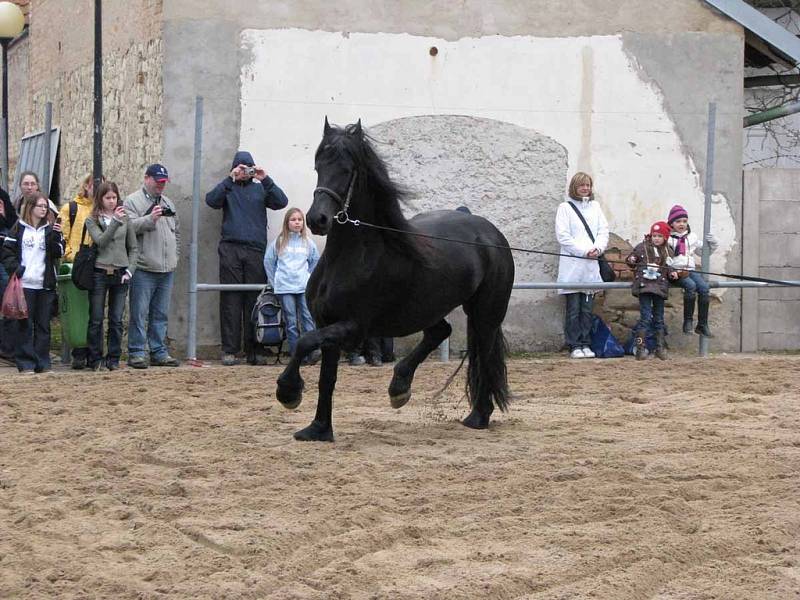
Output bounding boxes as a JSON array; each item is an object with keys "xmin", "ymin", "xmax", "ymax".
[
  {"xmin": 159, "ymin": 0, "xmax": 743, "ymax": 355},
  {"xmin": 7, "ymin": 0, "xmax": 163, "ymax": 203}
]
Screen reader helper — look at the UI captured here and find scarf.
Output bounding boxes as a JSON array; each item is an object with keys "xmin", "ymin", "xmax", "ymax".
[{"xmin": 671, "ymin": 230, "xmax": 688, "ymax": 256}]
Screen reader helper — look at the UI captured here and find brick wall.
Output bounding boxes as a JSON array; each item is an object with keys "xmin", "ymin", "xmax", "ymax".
[{"xmin": 6, "ymin": 0, "xmax": 164, "ymax": 203}]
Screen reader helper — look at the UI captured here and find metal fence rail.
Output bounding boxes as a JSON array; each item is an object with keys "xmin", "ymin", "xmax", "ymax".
[{"xmin": 187, "ymin": 279, "xmax": 800, "ymax": 362}]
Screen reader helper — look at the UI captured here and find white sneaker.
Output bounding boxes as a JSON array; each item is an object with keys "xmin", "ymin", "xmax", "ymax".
[
  {"xmin": 581, "ymin": 347, "xmax": 596, "ymax": 358},
  {"xmin": 570, "ymin": 348, "xmax": 585, "ymax": 359}
]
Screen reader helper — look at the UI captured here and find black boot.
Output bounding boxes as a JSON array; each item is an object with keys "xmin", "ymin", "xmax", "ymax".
[
  {"xmin": 634, "ymin": 329, "xmax": 647, "ymax": 361},
  {"xmin": 682, "ymin": 296, "xmax": 695, "ymax": 334},
  {"xmin": 654, "ymin": 331, "xmax": 668, "ymax": 360},
  {"xmin": 694, "ymin": 295, "xmax": 713, "ymax": 337}
]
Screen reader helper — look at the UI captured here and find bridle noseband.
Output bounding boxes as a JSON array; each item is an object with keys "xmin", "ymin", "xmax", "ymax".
[{"xmin": 313, "ymin": 171, "xmax": 357, "ymax": 225}]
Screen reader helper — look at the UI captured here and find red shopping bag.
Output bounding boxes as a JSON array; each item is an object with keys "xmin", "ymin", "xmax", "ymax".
[{"xmin": 1, "ymin": 273, "xmax": 28, "ymax": 319}]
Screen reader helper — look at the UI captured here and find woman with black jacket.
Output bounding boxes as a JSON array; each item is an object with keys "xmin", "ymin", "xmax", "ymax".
[{"xmin": 0, "ymin": 193, "xmax": 65, "ymax": 373}]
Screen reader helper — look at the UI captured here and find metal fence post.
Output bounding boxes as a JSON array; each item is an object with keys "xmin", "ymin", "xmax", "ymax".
[
  {"xmin": 42, "ymin": 102, "xmax": 52, "ymax": 195},
  {"xmin": 700, "ymin": 102, "xmax": 716, "ymax": 358},
  {"xmin": 187, "ymin": 96, "xmax": 203, "ymax": 361}
]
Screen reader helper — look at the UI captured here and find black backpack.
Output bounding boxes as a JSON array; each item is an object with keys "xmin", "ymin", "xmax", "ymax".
[{"xmin": 251, "ymin": 284, "xmax": 285, "ymax": 356}]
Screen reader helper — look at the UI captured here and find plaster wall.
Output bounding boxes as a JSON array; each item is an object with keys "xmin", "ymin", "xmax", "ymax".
[{"xmin": 161, "ymin": 0, "xmax": 744, "ymax": 355}]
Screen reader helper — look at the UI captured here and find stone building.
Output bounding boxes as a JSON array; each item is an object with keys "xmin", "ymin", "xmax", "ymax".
[{"xmin": 5, "ymin": 0, "xmax": 792, "ymax": 356}]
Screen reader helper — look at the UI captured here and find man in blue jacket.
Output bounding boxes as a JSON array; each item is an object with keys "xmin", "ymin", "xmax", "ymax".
[{"xmin": 206, "ymin": 151, "xmax": 288, "ymax": 365}]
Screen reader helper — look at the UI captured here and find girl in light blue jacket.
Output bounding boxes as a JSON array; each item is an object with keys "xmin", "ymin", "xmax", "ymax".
[{"xmin": 264, "ymin": 208, "xmax": 320, "ymax": 358}]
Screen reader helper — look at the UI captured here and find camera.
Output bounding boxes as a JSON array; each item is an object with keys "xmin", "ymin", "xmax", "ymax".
[
  {"xmin": 643, "ymin": 263, "xmax": 660, "ymax": 280},
  {"xmin": 160, "ymin": 205, "xmax": 176, "ymax": 217},
  {"xmin": 243, "ymin": 166, "xmax": 256, "ymax": 177}
]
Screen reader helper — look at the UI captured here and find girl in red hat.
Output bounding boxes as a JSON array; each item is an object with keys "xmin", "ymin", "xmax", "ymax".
[{"xmin": 626, "ymin": 221, "xmax": 677, "ymax": 360}]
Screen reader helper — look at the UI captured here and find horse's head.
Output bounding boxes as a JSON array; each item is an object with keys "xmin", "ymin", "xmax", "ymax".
[{"xmin": 307, "ymin": 117, "xmax": 363, "ymax": 235}]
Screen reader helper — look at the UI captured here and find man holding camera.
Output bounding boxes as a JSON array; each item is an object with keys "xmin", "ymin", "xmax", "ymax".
[
  {"xmin": 206, "ymin": 150, "xmax": 288, "ymax": 366},
  {"xmin": 124, "ymin": 163, "xmax": 181, "ymax": 369}
]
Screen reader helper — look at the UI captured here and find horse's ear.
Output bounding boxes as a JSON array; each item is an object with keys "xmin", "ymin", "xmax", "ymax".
[
  {"xmin": 324, "ymin": 116, "xmax": 332, "ymax": 136},
  {"xmin": 352, "ymin": 119, "xmax": 362, "ymax": 137}
]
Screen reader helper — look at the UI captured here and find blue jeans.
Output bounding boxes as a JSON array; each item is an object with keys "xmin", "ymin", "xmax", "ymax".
[
  {"xmin": 277, "ymin": 293, "xmax": 316, "ymax": 354},
  {"xmin": 674, "ymin": 271, "xmax": 709, "ymax": 301},
  {"xmin": 14, "ymin": 288, "xmax": 56, "ymax": 371},
  {"xmin": 128, "ymin": 270, "xmax": 174, "ymax": 360},
  {"xmin": 88, "ymin": 270, "xmax": 129, "ymax": 366},
  {"xmin": 564, "ymin": 292, "xmax": 594, "ymax": 350},
  {"xmin": 635, "ymin": 293, "xmax": 665, "ymax": 334}
]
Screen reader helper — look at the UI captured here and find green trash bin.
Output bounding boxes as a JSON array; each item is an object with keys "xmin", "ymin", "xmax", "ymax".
[{"xmin": 57, "ymin": 263, "xmax": 89, "ymax": 348}]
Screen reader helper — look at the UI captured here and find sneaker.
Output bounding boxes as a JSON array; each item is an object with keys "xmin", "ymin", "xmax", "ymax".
[
  {"xmin": 71, "ymin": 357, "xmax": 86, "ymax": 370},
  {"xmin": 348, "ymin": 354, "xmax": 366, "ymax": 366},
  {"xmin": 581, "ymin": 347, "xmax": 596, "ymax": 358},
  {"xmin": 366, "ymin": 354, "xmax": 383, "ymax": 367},
  {"xmin": 221, "ymin": 353, "xmax": 239, "ymax": 366},
  {"xmin": 35, "ymin": 367, "xmax": 53, "ymax": 374},
  {"xmin": 88, "ymin": 362, "xmax": 103, "ymax": 372},
  {"xmin": 105, "ymin": 361, "xmax": 120, "ymax": 371},
  {"xmin": 18, "ymin": 369, "xmax": 35, "ymax": 375},
  {"xmin": 570, "ymin": 348, "xmax": 585, "ymax": 359},
  {"xmin": 301, "ymin": 349, "xmax": 321, "ymax": 366},
  {"xmin": 246, "ymin": 353, "xmax": 269, "ymax": 366},
  {"xmin": 128, "ymin": 356, "xmax": 149, "ymax": 369},
  {"xmin": 151, "ymin": 355, "xmax": 180, "ymax": 367}
]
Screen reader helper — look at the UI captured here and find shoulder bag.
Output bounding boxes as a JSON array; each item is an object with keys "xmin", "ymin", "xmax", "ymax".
[
  {"xmin": 71, "ymin": 223, "xmax": 97, "ymax": 291},
  {"xmin": 567, "ymin": 201, "xmax": 616, "ymax": 282}
]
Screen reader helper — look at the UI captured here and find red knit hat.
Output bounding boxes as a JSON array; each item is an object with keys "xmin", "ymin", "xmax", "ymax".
[{"xmin": 650, "ymin": 221, "xmax": 671, "ymax": 237}]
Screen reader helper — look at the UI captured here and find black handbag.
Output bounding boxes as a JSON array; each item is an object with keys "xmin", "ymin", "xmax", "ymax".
[
  {"xmin": 71, "ymin": 224, "xmax": 97, "ymax": 291},
  {"xmin": 567, "ymin": 201, "xmax": 616, "ymax": 282}
]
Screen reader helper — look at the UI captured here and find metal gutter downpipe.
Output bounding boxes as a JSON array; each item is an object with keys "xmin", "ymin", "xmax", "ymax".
[{"xmin": 744, "ymin": 99, "xmax": 800, "ymax": 127}]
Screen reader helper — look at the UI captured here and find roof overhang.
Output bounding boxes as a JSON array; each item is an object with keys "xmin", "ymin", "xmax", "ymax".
[{"xmin": 704, "ymin": 0, "xmax": 800, "ymax": 67}]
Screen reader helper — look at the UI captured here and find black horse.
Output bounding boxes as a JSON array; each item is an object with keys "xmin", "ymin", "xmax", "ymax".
[{"xmin": 275, "ymin": 119, "xmax": 515, "ymax": 441}]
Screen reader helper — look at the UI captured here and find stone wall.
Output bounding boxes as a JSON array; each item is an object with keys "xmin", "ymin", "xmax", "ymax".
[{"xmin": 6, "ymin": 0, "xmax": 164, "ymax": 203}]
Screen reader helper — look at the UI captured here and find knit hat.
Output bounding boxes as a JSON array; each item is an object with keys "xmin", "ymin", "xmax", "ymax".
[
  {"xmin": 650, "ymin": 221, "xmax": 671, "ymax": 237},
  {"xmin": 667, "ymin": 204, "xmax": 688, "ymax": 225}
]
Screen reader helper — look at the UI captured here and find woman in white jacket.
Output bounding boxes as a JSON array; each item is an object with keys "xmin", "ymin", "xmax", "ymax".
[{"xmin": 555, "ymin": 172, "xmax": 609, "ymax": 358}]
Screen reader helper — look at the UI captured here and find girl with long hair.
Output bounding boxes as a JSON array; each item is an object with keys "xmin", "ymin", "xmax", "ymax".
[
  {"xmin": 263, "ymin": 208, "xmax": 320, "ymax": 364},
  {"xmin": 84, "ymin": 181, "xmax": 138, "ymax": 370},
  {"xmin": 0, "ymin": 193, "xmax": 65, "ymax": 372}
]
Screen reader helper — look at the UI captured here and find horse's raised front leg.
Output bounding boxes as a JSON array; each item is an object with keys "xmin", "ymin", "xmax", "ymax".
[
  {"xmin": 275, "ymin": 320, "xmax": 360, "ymax": 442},
  {"xmin": 388, "ymin": 319, "xmax": 451, "ymax": 408}
]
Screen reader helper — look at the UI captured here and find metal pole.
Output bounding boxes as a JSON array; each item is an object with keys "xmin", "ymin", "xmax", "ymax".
[
  {"xmin": 41, "ymin": 102, "xmax": 51, "ymax": 196},
  {"xmin": 92, "ymin": 0, "xmax": 102, "ymax": 184},
  {"xmin": 187, "ymin": 96, "xmax": 203, "ymax": 361},
  {"xmin": 743, "ymin": 99, "xmax": 800, "ymax": 128},
  {"xmin": 700, "ymin": 102, "xmax": 716, "ymax": 358},
  {"xmin": 1, "ymin": 38, "xmax": 9, "ymax": 189}
]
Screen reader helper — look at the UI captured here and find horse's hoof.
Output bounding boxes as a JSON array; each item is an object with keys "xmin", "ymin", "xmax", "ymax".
[
  {"xmin": 462, "ymin": 411, "xmax": 490, "ymax": 430},
  {"xmin": 276, "ymin": 380, "xmax": 304, "ymax": 409},
  {"xmin": 390, "ymin": 391, "xmax": 411, "ymax": 409},
  {"xmin": 294, "ymin": 420, "xmax": 334, "ymax": 442}
]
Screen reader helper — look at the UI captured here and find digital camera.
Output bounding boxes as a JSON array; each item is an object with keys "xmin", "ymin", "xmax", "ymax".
[
  {"xmin": 643, "ymin": 263, "xmax": 660, "ymax": 280},
  {"xmin": 243, "ymin": 166, "xmax": 256, "ymax": 177},
  {"xmin": 160, "ymin": 205, "xmax": 176, "ymax": 217}
]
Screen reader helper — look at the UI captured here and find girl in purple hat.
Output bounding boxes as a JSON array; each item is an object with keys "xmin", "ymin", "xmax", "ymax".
[{"xmin": 666, "ymin": 204, "xmax": 718, "ymax": 336}]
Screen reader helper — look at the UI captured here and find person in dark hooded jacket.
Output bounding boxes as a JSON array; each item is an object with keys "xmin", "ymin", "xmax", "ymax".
[{"xmin": 205, "ymin": 150, "xmax": 288, "ymax": 365}]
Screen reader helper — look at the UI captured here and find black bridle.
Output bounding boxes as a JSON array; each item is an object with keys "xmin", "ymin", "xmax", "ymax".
[{"xmin": 313, "ymin": 171, "xmax": 357, "ymax": 225}]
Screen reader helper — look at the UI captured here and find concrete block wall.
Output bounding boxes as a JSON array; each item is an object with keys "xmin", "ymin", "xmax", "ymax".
[{"xmin": 743, "ymin": 169, "xmax": 800, "ymax": 351}]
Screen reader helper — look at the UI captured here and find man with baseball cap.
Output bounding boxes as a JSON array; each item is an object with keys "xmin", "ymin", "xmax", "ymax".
[{"xmin": 123, "ymin": 163, "xmax": 181, "ymax": 368}]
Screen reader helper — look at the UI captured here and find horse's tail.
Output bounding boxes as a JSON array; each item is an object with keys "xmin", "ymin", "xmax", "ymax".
[{"xmin": 466, "ymin": 323, "xmax": 510, "ymax": 413}]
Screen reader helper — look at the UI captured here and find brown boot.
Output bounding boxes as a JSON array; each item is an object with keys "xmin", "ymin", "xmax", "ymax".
[
  {"xmin": 634, "ymin": 330, "xmax": 647, "ymax": 361},
  {"xmin": 654, "ymin": 331, "xmax": 668, "ymax": 360}
]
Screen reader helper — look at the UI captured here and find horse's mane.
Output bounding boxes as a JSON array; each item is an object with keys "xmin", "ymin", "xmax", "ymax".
[{"xmin": 320, "ymin": 123, "xmax": 427, "ymax": 263}]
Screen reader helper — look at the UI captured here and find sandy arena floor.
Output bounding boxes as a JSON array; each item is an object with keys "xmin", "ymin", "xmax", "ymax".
[{"xmin": 1, "ymin": 355, "xmax": 799, "ymax": 599}]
